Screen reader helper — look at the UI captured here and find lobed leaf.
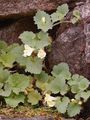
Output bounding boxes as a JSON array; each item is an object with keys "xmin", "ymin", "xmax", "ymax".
[
  {"xmin": 34, "ymin": 10, "xmax": 53, "ymax": 32},
  {"xmin": 5, "ymin": 93, "xmax": 25, "ymax": 107},
  {"xmin": 67, "ymin": 102, "xmax": 81, "ymax": 117},
  {"xmin": 19, "ymin": 31, "xmax": 51, "ymax": 49},
  {"xmin": 55, "ymin": 97, "xmax": 70, "ymax": 113},
  {"xmin": 27, "ymin": 89, "xmax": 42, "ymax": 105},
  {"xmin": 7, "ymin": 73, "xmax": 30, "ymax": 94},
  {"xmin": 48, "ymin": 75, "xmax": 66, "ymax": 94},
  {"xmin": 51, "ymin": 63, "xmax": 71, "ymax": 80},
  {"xmin": 0, "ymin": 83, "xmax": 11, "ymax": 97}
]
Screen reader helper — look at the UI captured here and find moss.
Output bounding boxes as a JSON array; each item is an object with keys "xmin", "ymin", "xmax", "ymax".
[{"xmin": 0, "ymin": 106, "xmax": 62, "ymax": 120}]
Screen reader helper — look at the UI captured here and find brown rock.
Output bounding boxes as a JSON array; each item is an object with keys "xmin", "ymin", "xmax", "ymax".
[
  {"xmin": 0, "ymin": 0, "xmax": 73, "ymax": 20},
  {"xmin": 0, "ymin": 17, "xmax": 36, "ymax": 44},
  {"xmin": 0, "ymin": 0, "xmax": 87, "ymax": 20}
]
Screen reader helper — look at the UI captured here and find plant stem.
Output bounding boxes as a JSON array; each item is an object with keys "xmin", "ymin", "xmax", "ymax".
[{"xmin": 53, "ymin": 20, "xmax": 71, "ymax": 27}]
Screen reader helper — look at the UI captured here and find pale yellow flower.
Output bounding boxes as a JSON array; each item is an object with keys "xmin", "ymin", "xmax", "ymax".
[
  {"xmin": 42, "ymin": 17, "xmax": 46, "ymax": 23},
  {"xmin": 23, "ymin": 44, "xmax": 34, "ymax": 57},
  {"xmin": 44, "ymin": 93, "xmax": 57, "ymax": 107},
  {"xmin": 78, "ymin": 101, "xmax": 82, "ymax": 105},
  {"xmin": 71, "ymin": 99, "xmax": 83, "ymax": 105},
  {"xmin": 71, "ymin": 99, "xmax": 77, "ymax": 103},
  {"xmin": 37, "ymin": 49, "xmax": 46, "ymax": 59}
]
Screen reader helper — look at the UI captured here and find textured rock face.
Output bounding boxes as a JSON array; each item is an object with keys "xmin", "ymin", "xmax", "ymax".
[
  {"xmin": 0, "ymin": 0, "xmax": 87, "ymax": 20},
  {"xmin": 47, "ymin": 2, "xmax": 90, "ymax": 79},
  {"xmin": 0, "ymin": 17, "xmax": 36, "ymax": 44},
  {"xmin": 0, "ymin": 0, "xmax": 73, "ymax": 20}
]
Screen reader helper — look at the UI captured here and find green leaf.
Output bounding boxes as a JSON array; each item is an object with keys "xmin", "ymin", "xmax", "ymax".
[
  {"xmin": 0, "ymin": 44, "xmax": 23, "ymax": 68},
  {"xmin": 5, "ymin": 93, "xmax": 25, "ymax": 107},
  {"xmin": 35, "ymin": 71, "xmax": 49, "ymax": 91},
  {"xmin": 81, "ymin": 91, "xmax": 90, "ymax": 102},
  {"xmin": 71, "ymin": 10, "xmax": 80, "ymax": 24},
  {"xmin": 19, "ymin": 31, "xmax": 36, "ymax": 47},
  {"xmin": 68, "ymin": 74, "xmax": 80, "ymax": 86},
  {"xmin": 0, "ymin": 40, "xmax": 7, "ymax": 52},
  {"xmin": 0, "ymin": 68, "xmax": 10, "ymax": 84},
  {"xmin": 51, "ymin": 12, "xmax": 61, "ymax": 23},
  {"xmin": 55, "ymin": 97, "xmax": 70, "ymax": 113},
  {"xmin": 75, "ymin": 93, "xmax": 81, "ymax": 100},
  {"xmin": 78, "ymin": 78, "xmax": 90, "ymax": 91},
  {"xmin": 17, "ymin": 56, "xmax": 43, "ymax": 74},
  {"xmin": 19, "ymin": 31, "xmax": 51, "ymax": 49},
  {"xmin": 52, "ymin": 63, "xmax": 69, "ymax": 76},
  {"xmin": 25, "ymin": 57, "xmax": 43, "ymax": 74},
  {"xmin": 60, "ymin": 84, "xmax": 69, "ymax": 95},
  {"xmin": 27, "ymin": 89, "xmax": 42, "ymax": 105},
  {"xmin": 35, "ymin": 31, "xmax": 51, "ymax": 49},
  {"xmin": 75, "ymin": 91, "xmax": 90, "ymax": 102},
  {"xmin": 34, "ymin": 10, "xmax": 53, "ymax": 32},
  {"xmin": 0, "ymin": 63, "xmax": 4, "ymax": 69},
  {"xmin": 71, "ymin": 85, "xmax": 80, "ymax": 94},
  {"xmin": 7, "ymin": 73, "xmax": 30, "ymax": 94},
  {"xmin": 0, "ymin": 83, "xmax": 3, "ymax": 89},
  {"xmin": 7, "ymin": 44, "xmax": 23, "ymax": 59},
  {"xmin": 68, "ymin": 74, "xmax": 89, "ymax": 93},
  {"xmin": 48, "ymin": 75, "xmax": 66, "ymax": 94},
  {"xmin": 35, "ymin": 71, "xmax": 49, "ymax": 81},
  {"xmin": 67, "ymin": 102, "xmax": 81, "ymax": 117},
  {"xmin": 0, "ymin": 52, "xmax": 16, "ymax": 68},
  {"xmin": 55, "ymin": 4, "xmax": 69, "ymax": 21},
  {"xmin": 73, "ymin": 10, "xmax": 80, "ymax": 19},
  {"xmin": 0, "ymin": 83, "xmax": 11, "ymax": 97},
  {"xmin": 51, "ymin": 63, "xmax": 71, "ymax": 80}
]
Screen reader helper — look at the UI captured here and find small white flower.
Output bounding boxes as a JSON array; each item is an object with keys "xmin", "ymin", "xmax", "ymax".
[
  {"xmin": 44, "ymin": 94, "xmax": 57, "ymax": 107},
  {"xmin": 23, "ymin": 44, "xmax": 34, "ymax": 57},
  {"xmin": 37, "ymin": 49, "xmax": 46, "ymax": 59}
]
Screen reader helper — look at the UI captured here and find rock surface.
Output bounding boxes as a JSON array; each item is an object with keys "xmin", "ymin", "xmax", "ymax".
[
  {"xmin": 0, "ymin": 0, "xmax": 74, "ymax": 20},
  {"xmin": 0, "ymin": 17, "xmax": 36, "ymax": 44},
  {"xmin": 47, "ymin": 2, "xmax": 90, "ymax": 79},
  {"xmin": 0, "ymin": 0, "xmax": 87, "ymax": 20}
]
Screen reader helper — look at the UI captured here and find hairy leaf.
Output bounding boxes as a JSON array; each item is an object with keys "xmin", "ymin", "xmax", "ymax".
[
  {"xmin": 48, "ymin": 75, "xmax": 66, "ymax": 94},
  {"xmin": 55, "ymin": 97, "xmax": 70, "ymax": 113},
  {"xmin": 5, "ymin": 93, "xmax": 25, "ymax": 107},
  {"xmin": 57, "ymin": 4, "xmax": 69, "ymax": 17},
  {"xmin": 19, "ymin": 31, "xmax": 51, "ymax": 49},
  {"xmin": 73, "ymin": 10, "xmax": 80, "ymax": 19},
  {"xmin": 7, "ymin": 73, "xmax": 30, "ymax": 94},
  {"xmin": 78, "ymin": 78, "xmax": 90, "ymax": 91},
  {"xmin": 0, "ymin": 83, "xmax": 11, "ymax": 97},
  {"xmin": 67, "ymin": 102, "xmax": 81, "ymax": 117},
  {"xmin": 0, "ymin": 68, "xmax": 10, "ymax": 84},
  {"xmin": 27, "ymin": 89, "xmax": 42, "ymax": 105},
  {"xmin": 0, "ymin": 44, "xmax": 23, "ymax": 68},
  {"xmin": 17, "ymin": 56, "xmax": 43, "ymax": 74},
  {"xmin": 34, "ymin": 10, "xmax": 53, "ymax": 32},
  {"xmin": 0, "ymin": 40, "xmax": 7, "ymax": 52},
  {"xmin": 35, "ymin": 71, "xmax": 49, "ymax": 90},
  {"xmin": 51, "ymin": 63, "xmax": 71, "ymax": 80},
  {"xmin": 81, "ymin": 91, "xmax": 90, "ymax": 102}
]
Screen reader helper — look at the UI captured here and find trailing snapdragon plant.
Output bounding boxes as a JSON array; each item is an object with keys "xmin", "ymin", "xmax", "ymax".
[{"xmin": 0, "ymin": 3, "xmax": 89, "ymax": 118}]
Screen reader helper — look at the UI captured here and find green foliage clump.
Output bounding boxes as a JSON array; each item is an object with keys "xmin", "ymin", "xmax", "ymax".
[{"xmin": 0, "ymin": 3, "xmax": 88, "ymax": 118}]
